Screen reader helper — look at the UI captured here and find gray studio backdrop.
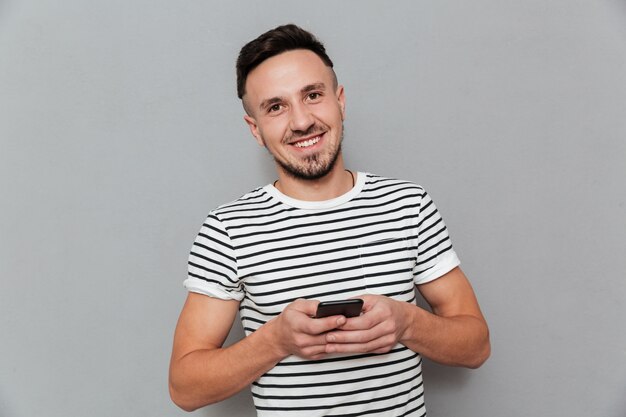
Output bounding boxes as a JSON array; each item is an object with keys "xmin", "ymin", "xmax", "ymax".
[{"xmin": 1, "ymin": 1, "xmax": 625, "ymax": 416}]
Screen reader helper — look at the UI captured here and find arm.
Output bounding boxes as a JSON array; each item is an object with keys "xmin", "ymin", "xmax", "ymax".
[
  {"xmin": 324, "ymin": 267, "xmax": 490, "ymax": 368},
  {"xmin": 168, "ymin": 292, "xmax": 346, "ymax": 411}
]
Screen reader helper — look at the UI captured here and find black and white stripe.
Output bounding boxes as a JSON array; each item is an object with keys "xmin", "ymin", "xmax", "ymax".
[{"xmin": 185, "ymin": 173, "xmax": 460, "ymax": 416}]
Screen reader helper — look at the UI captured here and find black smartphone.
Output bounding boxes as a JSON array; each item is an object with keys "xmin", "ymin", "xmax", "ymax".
[{"xmin": 315, "ymin": 299, "xmax": 363, "ymax": 318}]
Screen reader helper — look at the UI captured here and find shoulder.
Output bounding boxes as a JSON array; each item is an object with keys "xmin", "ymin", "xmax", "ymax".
[
  {"xmin": 210, "ymin": 186, "xmax": 274, "ymax": 217},
  {"xmin": 362, "ymin": 173, "xmax": 427, "ymax": 196},
  {"xmin": 202, "ymin": 186, "xmax": 281, "ymax": 232}
]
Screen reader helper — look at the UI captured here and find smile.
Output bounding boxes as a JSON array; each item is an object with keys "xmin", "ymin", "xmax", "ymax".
[{"xmin": 293, "ymin": 135, "xmax": 322, "ymax": 148}]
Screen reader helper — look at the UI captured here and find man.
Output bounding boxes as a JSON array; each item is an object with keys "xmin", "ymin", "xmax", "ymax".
[{"xmin": 169, "ymin": 24, "xmax": 490, "ymax": 416}]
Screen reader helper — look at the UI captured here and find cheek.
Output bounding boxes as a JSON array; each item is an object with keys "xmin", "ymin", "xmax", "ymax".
[
  {"xmin": 319, "ymin": 106, "xmax": 344, "ymax": 126},
  {"xmin": 260, "ymin": 123, "xmax": 289, "ymax": 148}
]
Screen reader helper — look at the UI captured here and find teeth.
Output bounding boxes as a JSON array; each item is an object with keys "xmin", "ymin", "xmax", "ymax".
[{"xmin": 294, "ymin": 136, "xmax": 321, "ymax": 148}]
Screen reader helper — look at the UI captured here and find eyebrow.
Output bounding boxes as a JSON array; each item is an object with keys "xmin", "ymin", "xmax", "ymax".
[
  {"xmin": 259, "ymin": 97, "xmax": 283, "ymax": 112},
  {"xmin": 258, "ymin": 82, "xmax": 327, "ymax": 111},
  {"xmin": 301, "ymin": 82, "xmax": 326, "ymax": 94}
]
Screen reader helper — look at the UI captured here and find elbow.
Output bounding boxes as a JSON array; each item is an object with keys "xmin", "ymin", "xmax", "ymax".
[
  {"xmin": 169, "ymin": 384, "xmax": 199, "ymax": 412},
  {"xmin": 169, "ymin": 360, "xmax": 209, "ymax": 412},
  {"xmin": 173, "ymin": 402, "xmax": 197, "ymax": 413},
  {"xmin": 169, "ymin": 361, "xmax": 226, "ymax": 411},
  {"xmin": 466, "ymin": 342, "xmax": 490, "ymax": 369},
  {"xmin": 466, "ymin": 329, "xmax": 491, "ymax": 369},
  {"xmin": 169, "ymin": 378, "xmax": 219, "ymax": 412}
]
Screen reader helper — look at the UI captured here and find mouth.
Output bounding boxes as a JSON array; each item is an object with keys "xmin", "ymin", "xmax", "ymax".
[
  {"xmin": 293, "ymin": 135, "xmax": 322, "ymax": 148},
  {"xmin": 290, "ymin": 132, "xmax": 325, "ymax": 149}
]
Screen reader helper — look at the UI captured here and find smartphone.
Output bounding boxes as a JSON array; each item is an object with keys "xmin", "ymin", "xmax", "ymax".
[{"xmin": 315, "ymin": 299, "xmax": 363, "ymax": 318}]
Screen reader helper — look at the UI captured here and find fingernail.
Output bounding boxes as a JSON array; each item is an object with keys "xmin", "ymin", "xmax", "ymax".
[{"xmin": 337, "ymin": 317, "xmax": 346, "ymax": 326}]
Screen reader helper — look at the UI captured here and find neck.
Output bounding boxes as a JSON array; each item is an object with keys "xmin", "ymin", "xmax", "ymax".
[{"xmin": 274, "ymin": 157, "xmax": 354, "ymax": 201}]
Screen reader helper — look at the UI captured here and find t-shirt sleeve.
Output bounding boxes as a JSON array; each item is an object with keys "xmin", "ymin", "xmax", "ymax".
[
  {"xmin": 413, "ymin": 189, "xmax": 461, "ymax": 285},
  {"xmin": 183, "ymin": 212, "xmax": 243, "ymax": 301}
]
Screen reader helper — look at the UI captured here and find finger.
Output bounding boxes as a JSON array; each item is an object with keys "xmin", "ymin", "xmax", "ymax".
[
  {"xmin": 325, "ymin": 327, "xmax": 382, "ymax": 344},
  {"xmin": 325, "ymin": 340, "xmax": 382, "ymax": 354},
  {"xmin": 290, "ymin": 298, "xmax": 321, "ymax": 317},
  {"xmin": 353, "ymin": 294, "xmax": 377, "ymax": 310},
  {"xmin": 292, "ymin": 333, "xmax": 330, "ymax": 348},
  {"xmin": 336, "ymin": 312, "xmax": 379, "ymax": 331},
  {"xmin": 299, "ymin": 344, "xmax": 331, "ymax": 360},
  {"xmin": 326, "ymin": 334, "xmax": 397, "ymax": 354},
  {"xmin": 306, "ymin": 315, "xmax": 346, "ymax": 334}
]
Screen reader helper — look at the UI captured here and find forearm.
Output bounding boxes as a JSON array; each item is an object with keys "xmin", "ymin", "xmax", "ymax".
[
  {"xmin": 169, "ymin": 320, "xmax": 284, "ymax": 411},
  {"xmin": 401, "ymin": 303, "xmax": 490, "ymax": 368}
]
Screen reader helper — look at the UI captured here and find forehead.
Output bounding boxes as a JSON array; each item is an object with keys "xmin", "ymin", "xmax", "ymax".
[{"xmin": 244, "ymin": 49, "xmax": 335, "ymax": 103}]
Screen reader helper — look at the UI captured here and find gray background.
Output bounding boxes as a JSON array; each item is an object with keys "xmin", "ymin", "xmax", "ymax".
[{"xmin": 1, "ymin": 1, "xmax": 625, "ymax": 416}]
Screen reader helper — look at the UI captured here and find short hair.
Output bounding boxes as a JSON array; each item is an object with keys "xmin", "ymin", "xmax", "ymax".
[{"xmin": 236, "ymin": 24, "xmax": 335, "ymax": 100}]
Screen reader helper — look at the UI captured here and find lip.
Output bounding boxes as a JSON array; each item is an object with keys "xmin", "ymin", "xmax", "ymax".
[
  {"xmin": 287, "ymin": 131, "xmax": 325, "ymax": 145},
  {"xmin": 288, "ymin": 131, "xmax": 326, "ymax": 149}
]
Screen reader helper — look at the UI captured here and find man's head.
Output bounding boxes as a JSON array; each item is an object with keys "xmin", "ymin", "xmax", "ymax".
[
  {"xmin": 237, "ymin": 25, "xmax": 346, "ymax": 182},
  {"xmin": 236, "ymin": 24, "xmax": 336, "ymax": 105}
]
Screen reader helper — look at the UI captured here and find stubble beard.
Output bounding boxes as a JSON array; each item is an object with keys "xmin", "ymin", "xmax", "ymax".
[
  {"xmin": 276, "ymin": 142, "xmax": 342, "ymax": 180},
  {"xmin": 271, "ymin": 124, "xmax": 344, "ymax": 181}
]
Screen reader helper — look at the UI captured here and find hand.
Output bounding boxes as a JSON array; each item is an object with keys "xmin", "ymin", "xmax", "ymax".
[
  {"xmin": 324, "ymin": 294, "xmax": 412, "ymax": 354},
  {"xmin": 270, "ymin": 299, "xmax": 347, "ymax": 360}
]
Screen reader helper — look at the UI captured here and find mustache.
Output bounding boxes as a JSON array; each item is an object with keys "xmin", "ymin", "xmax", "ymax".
[{"xmin": 284, "ymin": 124, "xmax": 327, "ymax": 143}]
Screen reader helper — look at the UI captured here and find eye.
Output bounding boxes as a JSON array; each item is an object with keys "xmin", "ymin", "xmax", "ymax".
[
  {"xmin": 268, "ymin": 103, "xmax": 283, "ymax": 113},
  {"xmin": 307, "ymin": 92, "xmax": 322, "ymax": 101}
]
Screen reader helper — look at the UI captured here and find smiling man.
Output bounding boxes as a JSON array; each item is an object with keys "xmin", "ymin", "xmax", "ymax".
[
  {"xmin": 169, "ymin": 24, "xmax": 490, "ymax": 417},
  {"xmin": 243, "ymin": 48, "xmax": 348, "ymax": 199}
]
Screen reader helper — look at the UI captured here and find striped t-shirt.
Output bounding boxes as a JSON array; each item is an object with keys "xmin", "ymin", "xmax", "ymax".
[{"xmin": 184, "ymin": 172, "xmax": 460, "ymax": 417}]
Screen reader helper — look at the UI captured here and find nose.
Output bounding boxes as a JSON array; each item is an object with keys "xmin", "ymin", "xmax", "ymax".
[{"xmin": 289, "ymin": 102, "xmax": 315, "ymax": 133}]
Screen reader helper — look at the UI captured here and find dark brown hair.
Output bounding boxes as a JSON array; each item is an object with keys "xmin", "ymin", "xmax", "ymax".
[{"xmin": 236, "ymin": 24, "xmax": 335, "ymax": 99}]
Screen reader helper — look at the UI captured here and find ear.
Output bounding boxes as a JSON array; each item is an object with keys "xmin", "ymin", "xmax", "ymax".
[
  {"xmin": 243, "ymin": 114, "xmax": 265, "ymax": 147},
  {"xmin": 336, "ymin": 85, "xmax": 346, "ymax": 121}
]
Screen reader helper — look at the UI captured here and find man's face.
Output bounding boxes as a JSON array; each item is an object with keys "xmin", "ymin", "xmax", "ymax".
[{"xmin": 243, "ymin": 49, "xmax": 346, "ymax": 180}]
